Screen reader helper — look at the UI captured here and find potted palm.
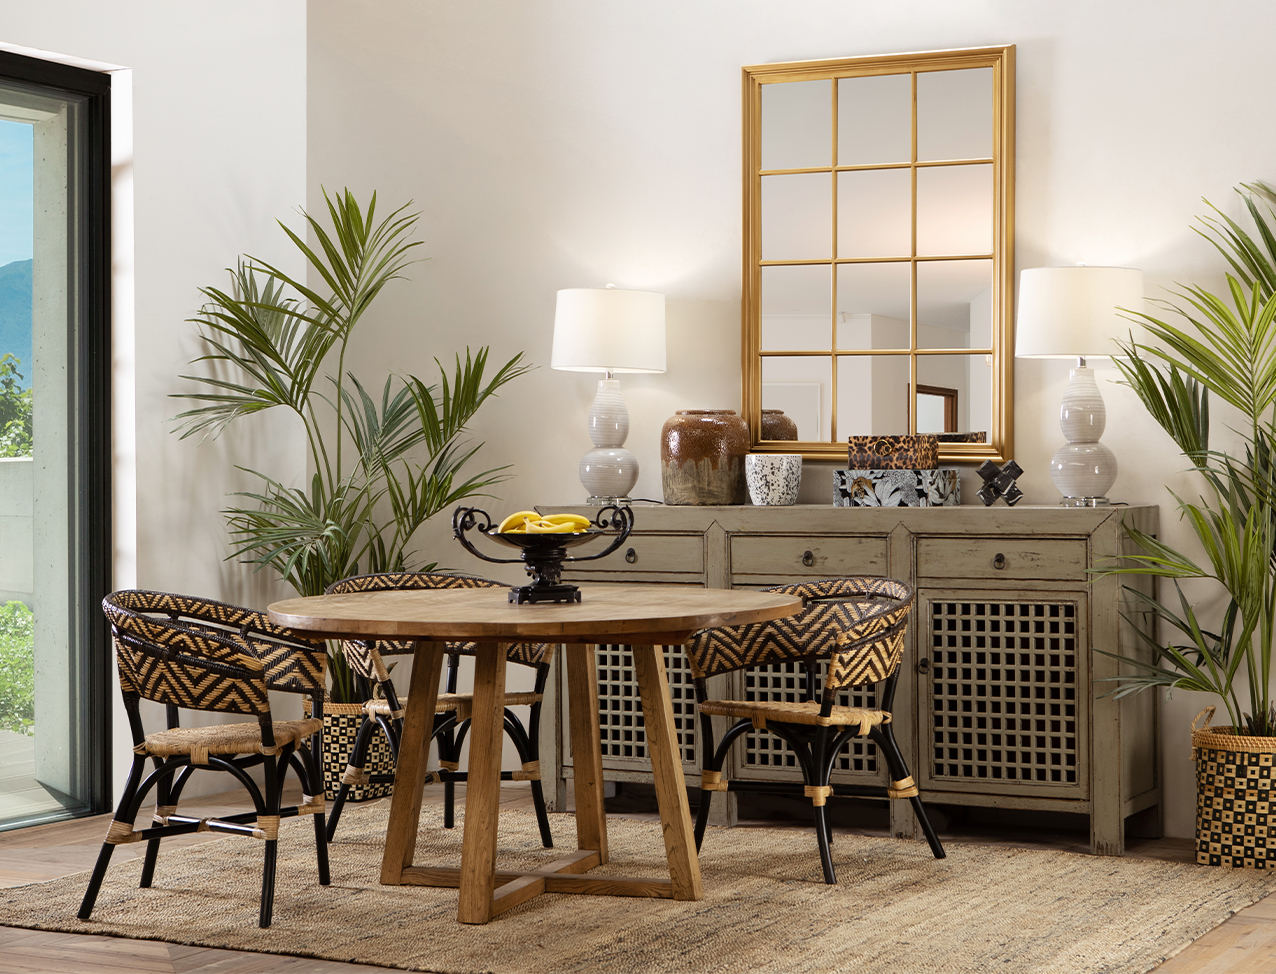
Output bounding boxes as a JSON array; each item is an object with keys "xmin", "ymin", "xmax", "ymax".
[
  {"xmin": 1107, "ymin": 182, "xmax": 1276, "ymax": 867},
  {"xmin": 175, "ymin": 189, "xmax": 529, "ymax": 799}
]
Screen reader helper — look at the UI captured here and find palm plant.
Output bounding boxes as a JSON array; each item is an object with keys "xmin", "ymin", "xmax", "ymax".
[
  {"xmin": 1107, "ymin": 182, "xmax": 1276, "ymax": 735},
  {"xmin": 175, "ymin": 189, "xmax": 530, "ymax": 701}
]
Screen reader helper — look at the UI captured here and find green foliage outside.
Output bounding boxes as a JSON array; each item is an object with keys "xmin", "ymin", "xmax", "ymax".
[
  {"xmin": 0, "ymin": 354, "xmax": 32, "ymax": 458},
  {"xmin": 174, "ymin": 189, "xmax": 530, "ymax": 702},
  {"xmin": 1107, "ymin": 182, "xmax": 1276, "ymax": 736},
  {"xmin": 0, "ymin": 601, "xmax": 34, "ymax": 736}
]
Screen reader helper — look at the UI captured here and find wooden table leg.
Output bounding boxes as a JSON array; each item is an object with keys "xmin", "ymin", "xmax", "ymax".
[
  {"xmin": 565, "ymin": 643, "xmax": 608, "ymax": 863},
  {"xmin": 632, "ymin": 643, "xmax": 703, "ymax": 901},
  {"xmin": 457, "ymin": 642, "xmax": 507, "ymax": 924},
  {"xmin": 381, "ymin": 640, "xmax": 445, "ymax": 885}
]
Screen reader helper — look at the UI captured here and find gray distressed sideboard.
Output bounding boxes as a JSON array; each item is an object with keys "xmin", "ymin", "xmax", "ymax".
[{"xmin": 537, "ymin": 503, "xmax": 1160, "ymax": 856}]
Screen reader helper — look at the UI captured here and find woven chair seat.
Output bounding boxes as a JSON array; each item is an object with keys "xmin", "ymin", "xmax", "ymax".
[
  {"xmin": 698, "ymin": 698, "xmax": 890, "ymax": 733},
  {"xmin": 137, "ymin": 718, "xmax": 323, "ymax": 761}
]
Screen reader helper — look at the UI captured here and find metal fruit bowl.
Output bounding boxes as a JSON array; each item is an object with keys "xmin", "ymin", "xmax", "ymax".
[
  {"xmin": 452, "ymin": 506, "xmax": 635, "ymax": 604},
  {"xmin": 485, "ymin": 528, "xmax": 603, "ymax": 553}
]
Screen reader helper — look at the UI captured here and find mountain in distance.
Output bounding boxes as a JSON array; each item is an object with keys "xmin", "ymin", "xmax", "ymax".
[{"xmin": 0, "ymin": 259, "xmax": 32, "ymax": 385}]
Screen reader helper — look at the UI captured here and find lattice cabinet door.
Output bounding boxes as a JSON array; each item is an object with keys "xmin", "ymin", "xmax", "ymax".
[
  {"xmin": 560, "ymin": 643, "xmax": 700, "ymax": 777},
  {"xmin": 917, "ymin": 589, "xmax": 1090, "ymax": 798},
  {"xmin": 732, "ymin": 661, "xmax": 882, "ymax": 784}
]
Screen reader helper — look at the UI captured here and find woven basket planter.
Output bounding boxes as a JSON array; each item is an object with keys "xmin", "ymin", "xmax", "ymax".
[
  {"xmin": 307, "ymin": 700, "xmax": 395, "ymax": 803},
  {"xmin": 1193, "ymin": 707, "xmax": 1276, "ymax": 868}
]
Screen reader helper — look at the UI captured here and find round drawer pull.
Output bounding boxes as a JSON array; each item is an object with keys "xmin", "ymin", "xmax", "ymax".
[
  {"xmin": 625, "ymin": 548, "xmax": 637, "ymax": 564},
  {"xmin": 917, "ymin": 658, "xmax": 931, "ymax": 674},
  {"xmin": 801, "ymin": 550, "xmax": 815, "ymax": 567},
  {"xmin": 993, "ymin": 552, "xmax": 1007, "ymax": 570}
]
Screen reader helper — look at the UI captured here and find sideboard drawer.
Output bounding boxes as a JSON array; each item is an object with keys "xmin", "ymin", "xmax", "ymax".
[
  {"xmin": 916, "ymin": 537, "xmax": 1087, "ymax": 581},
  {"xmin": 563, "ymin": 533, "xmax": 704, "ymax": 575},
  {"xmin": 731, "ymin": 534, "xmax": 889, "ymax": 579}
]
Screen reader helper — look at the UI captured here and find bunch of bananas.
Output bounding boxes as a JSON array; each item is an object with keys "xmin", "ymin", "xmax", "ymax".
[{"xmin": 496, "ymin": 511, "xmax": 593, "ymax": 534}]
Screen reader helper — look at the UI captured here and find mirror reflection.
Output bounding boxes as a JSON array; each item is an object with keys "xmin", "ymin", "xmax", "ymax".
[
  {"xmin": 917, "ymin": 68, "xmax": 993, "ymax": 161},
  {"xmin": 916, "ymin": 164, "xmax": 993, "ymax": 256},
  {"xmin": 836, "ymin": 354, "xmax": 909, "ymax": 436},
  {"xmin": 760, "ymin": 263, "xmax": 831, "ymax": 352},
  {"xmin": 762, "ymin": 79, "xmax": 831, "ymax": 170},
  {"xmin": 916, "ymin": 258, "xmax": 992, "ymax": 349},
  {"xmin": 838, "ymin": 73, "xmax": 911, "ymax": 166},
  {"xmin": 762, "ymin": 356, "xmax": 831, "ymax": 441},
  {"xmin": 761, "ymin": 172, "xmax": 831, "ymax": 260},
  {"xmin": 915, "ymin": 353, "xmax": 993, "ymax": 437},
  {"xmin": 835, "ymin": 261, "xmax": 910, "ymax": 351},
  {"xmin": 837, "ymin": 169, "xmax": 911, "ymax": 258}
]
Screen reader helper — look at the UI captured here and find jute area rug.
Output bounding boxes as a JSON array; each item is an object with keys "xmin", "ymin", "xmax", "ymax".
[{"xmin": 0, "ymin": 801, "xmax": 1271, "ymax": 974}]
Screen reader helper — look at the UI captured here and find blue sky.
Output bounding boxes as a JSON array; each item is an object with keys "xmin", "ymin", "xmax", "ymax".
[{"xmin": 0, "ymin": 120, "xmax": 32, "ymax": 268}]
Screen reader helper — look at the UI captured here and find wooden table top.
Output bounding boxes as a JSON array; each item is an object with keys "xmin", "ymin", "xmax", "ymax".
[{"xmin": 267, "ymin": 584, "xmax": 802, "ymax": 643}]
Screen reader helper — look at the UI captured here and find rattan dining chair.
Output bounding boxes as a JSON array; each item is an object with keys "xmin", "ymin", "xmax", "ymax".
[
  {"xmin": 80, "ymin": 590, "xmax": 331, "ymax": 928},
  {"xmin": 323, "ymin": 572, "xmax": 554, "ymax": 846},
  {"xmin": 686, "ymin": 576, "xmax": 945, "ymax": 884}
]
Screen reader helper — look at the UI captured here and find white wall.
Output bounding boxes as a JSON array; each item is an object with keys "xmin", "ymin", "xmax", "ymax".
[
  {"xmin": 307, "ymin": 0, "xmax": 1276, "ymax": 838},
  {"xmin": 2, "ymin": 1, "xmax": 308, "ymax": 798}
]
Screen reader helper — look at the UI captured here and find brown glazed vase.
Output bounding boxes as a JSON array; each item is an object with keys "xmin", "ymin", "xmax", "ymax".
[
  {"xmin": 660, "ymin": 409, "xmax": 750, "ymax": 505},
  {"xmin": 761, "ymin": 408, "xmax": 799, "ymax": 441}
]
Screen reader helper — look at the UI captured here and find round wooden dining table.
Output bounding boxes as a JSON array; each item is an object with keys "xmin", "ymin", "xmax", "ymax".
[{"xmin": 268, "ymin": 583, "xmax": 802, "ymax": 924}]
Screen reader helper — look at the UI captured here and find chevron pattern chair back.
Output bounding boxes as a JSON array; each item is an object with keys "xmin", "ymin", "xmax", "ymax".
[
  {"xmin": 685, "ymin": 576, "xmax": 914, "ymax": 692},
  {"xmin": 104, "ymin": 590, "xmax": 325, "ymax": 716}
]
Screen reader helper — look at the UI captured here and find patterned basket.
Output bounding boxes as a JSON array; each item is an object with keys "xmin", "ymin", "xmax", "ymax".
[
  {"xmin": 1192, "ymin": 706, "xmax": 1276, "ymax": 868},
  {"xmin": 308, "ymin": 700, "xmax": 396, "ymax": 803}
]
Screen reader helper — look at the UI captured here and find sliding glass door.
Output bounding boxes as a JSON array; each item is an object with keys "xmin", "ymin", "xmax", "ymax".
[{"xmin": 0, "ymin": 52, "xmax": 110, "ymax": 828}]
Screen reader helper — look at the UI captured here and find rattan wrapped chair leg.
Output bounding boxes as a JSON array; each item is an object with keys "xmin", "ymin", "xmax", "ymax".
[
  {"xmin": 323, "ymin": 572, "xmax": 554, "ymax": 846},
  {"xmin": 80, "ymin": 591, "xmax": 331, "ymax": 928},
  {"xmin": 686, "ymin": 576, "xmax": 945, "ymax": 884}
]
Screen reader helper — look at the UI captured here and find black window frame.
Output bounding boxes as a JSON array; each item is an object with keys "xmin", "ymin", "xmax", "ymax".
[{"xmin": 0, "ymin": 49, "xmax": 112, "ymax": 821}]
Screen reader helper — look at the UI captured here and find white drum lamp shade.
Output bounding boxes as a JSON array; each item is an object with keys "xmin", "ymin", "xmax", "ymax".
[
  {"xmin": 1016, "ymin": 266, "xmax": 1144, "ymax": 506},
  {"xmin": 551, "ymin": 288, "xmax": 666, "ymax": 374},
  {"xmin": 552, "ymin": 287, "xmax": 667, "ymax": 504}
]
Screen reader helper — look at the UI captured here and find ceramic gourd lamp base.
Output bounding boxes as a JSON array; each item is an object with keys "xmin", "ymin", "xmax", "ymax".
[
  {"xmin": 660, "ymin": 409, "xmax": 749, "ymax": 505},
  {"xmin": 1050, "ymin": 366, "xmax": 1116, "ymax": 506},
  {"xmin": 579, "ymin": 378, "xmax": 637, "ymax": 504}
]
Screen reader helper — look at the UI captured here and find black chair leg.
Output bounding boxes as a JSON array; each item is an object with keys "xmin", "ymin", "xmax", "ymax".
[
  {"xmin": 292, "ymin": 747, "xmax": 331, "ymax": 885},
  {"xmin": 505, "ymin": 708, "xmax": 553, "ymax": 849},
  {"xmin": 529, "ymin": 779, "xmax": 553, "ymax": 848},
  {"xmin": 813, "ymin": 804, "xmax": 836, "ymax": 884},
  {"xmin": 438, "ymin": 722, "xmax": 457, "ymax": 830},
  {"xmin": 79, "ymin": 754, "xmax": 147, "ymax": 920},
  {"xmin": 259, "ymin": 753, "xmax": 280, "ymax": 928},
  {"xmin": 873, "ymin": 722, "xmax": 945, "ymax": 859},
  {"xmin": 138, "ymin": 759, "xmax": 169, "ymax": 888},
  {"xmin": 326, "ymin": 713, "xmax": 378, "ymax": 842}
]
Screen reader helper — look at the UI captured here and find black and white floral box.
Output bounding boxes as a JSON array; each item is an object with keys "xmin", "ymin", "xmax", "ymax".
[{"xmin": 833, "ymin": 468, "xmax": 960, "ymax": 507}]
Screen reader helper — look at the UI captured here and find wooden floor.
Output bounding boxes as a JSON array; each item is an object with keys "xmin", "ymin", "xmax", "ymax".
[{"xmin": 0, "ymin": 785, "xmax": 1269, "ymax": 973}]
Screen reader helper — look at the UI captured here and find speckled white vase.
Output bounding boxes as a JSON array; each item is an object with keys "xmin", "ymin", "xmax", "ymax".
[{"xmin": 746, "ymin": 454, "xmax": 802, "ymax": 506}]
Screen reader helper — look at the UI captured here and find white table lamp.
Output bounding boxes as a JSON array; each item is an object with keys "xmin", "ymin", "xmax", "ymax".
[
  {"xmin": 552, "ymin": 285, "xmax": 666, "ymax": 504},
  {"xmin": 1016, "ymin": 266, "xmax": 1144, "ymax": 506}
]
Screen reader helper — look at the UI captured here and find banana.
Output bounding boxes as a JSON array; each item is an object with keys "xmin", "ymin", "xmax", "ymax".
[
  {"xmin": 498, "ymin": 510, "xmax": 541, "ymax": 533},
  {"xmin": 542, "ymin": 513, "xmax": 592, "ymax": 528},
  {"xmin": 525, "ymin": 519, "xmax": 577, "ymax": 533},
  {"xmin": 496, "ymin": 510, "xmax": 592, "ymax": 534}
]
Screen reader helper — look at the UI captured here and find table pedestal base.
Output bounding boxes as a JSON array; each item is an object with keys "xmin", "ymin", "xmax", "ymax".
[
  {"xmin": 381, "ymin": 639, "xmax": 702, "ymax": 924},
  {"xmin": 399, "ymin": 849, "xmax": 674, "ymax": 918}
]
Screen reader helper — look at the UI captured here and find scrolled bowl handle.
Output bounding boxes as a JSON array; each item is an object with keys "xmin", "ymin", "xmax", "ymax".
[
  {"xmin": 565, "ymin": 505, "xmax": 636, "ymax": 563},
  {"xmin": 452, "ymin": 507, "xmax": 523, "ymax": 565}
]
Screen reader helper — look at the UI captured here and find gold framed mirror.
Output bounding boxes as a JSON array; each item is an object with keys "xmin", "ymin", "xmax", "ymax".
[{"xmin": 741, "ymin": 46, "xmax": 1015, "ymax": 463}]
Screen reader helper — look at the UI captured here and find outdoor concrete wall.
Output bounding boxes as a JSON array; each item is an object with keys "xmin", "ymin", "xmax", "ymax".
[{"xmin": 0, "ymin": 457, "xmax": 32, "ymax": 605}]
